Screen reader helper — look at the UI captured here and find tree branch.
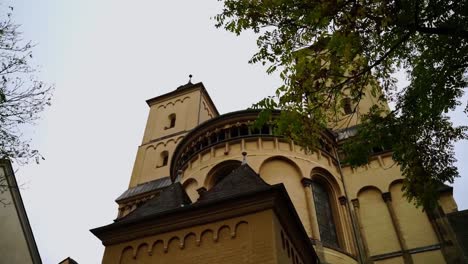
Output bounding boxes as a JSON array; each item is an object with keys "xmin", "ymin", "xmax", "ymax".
[{"xmin": 415, "ymin": 26, "xmax": 468, "ymax": 38}]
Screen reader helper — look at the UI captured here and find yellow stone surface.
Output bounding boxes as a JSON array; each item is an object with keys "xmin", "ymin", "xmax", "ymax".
[{"xmin": 100, "ymin": 82, "xmax": 462, "ymax": 264}]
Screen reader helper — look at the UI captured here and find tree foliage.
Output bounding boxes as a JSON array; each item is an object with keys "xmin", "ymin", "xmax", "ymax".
[
  {"xmin": 215, "ymin": 0, "xmax": 468, "ymax": 209},
  {"xmin": 0, "ymin": 6, "xmax": 53, "ymax": 165}
]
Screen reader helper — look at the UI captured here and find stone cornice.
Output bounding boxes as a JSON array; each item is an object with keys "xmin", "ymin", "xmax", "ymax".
[
  {"xmin": 91, "ymin": 184, "xmax": 318, "ymax": 264},
  {"xmin": 93, "ymin": 186, "xmax": 278, "ymax": 245}
]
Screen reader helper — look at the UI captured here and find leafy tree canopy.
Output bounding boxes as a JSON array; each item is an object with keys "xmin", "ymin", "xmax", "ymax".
[{"xmin": 215, "ymin": 0, "xmax": 468, "ymax": 209}]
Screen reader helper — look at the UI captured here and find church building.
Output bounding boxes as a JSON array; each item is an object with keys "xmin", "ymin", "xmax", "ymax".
[{"xmin": 91, "ymin": 79, "xmax": 467, "ymax": 264}]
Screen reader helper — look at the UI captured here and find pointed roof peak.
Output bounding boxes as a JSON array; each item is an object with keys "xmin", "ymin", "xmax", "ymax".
[
  {"xmin": 177, "ymin": 74, "xmax": 195, "ymax": 90},
  {"xmin": 197, "ymin": 163, "xmax": 271, "ymax": 203}
]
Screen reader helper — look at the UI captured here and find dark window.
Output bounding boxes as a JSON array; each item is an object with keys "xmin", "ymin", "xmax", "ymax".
[
  {"xmin": 160, "ymin": 151, "xmax": 169, "ymax": 167},
  {"xmin": 180, "ymin": 153, "xmax": 187, "ymax": 164},
  {"xmin": 186, "ymin": 148, "xmax": 194, "ymax": 158},
  {"xmin": 251, "ymin": 127, "xmax": 260, "ymax": 135},
  {"xmin": 201, "ymin": 137, "xmax": 209, "ymax": 148},
  {"xmin": 218, "ymin": 130, "xmax": 226, "ymax": 141},
  {"xmin": 342, "ymin": 98, "xmax": 352, "ymax": 115},
  {"xmin": 210, "ymin": 133, "xmax": 217, "ymax": 145},
  {"xmin": 168, "ymin": 114, "xmax": 176, "ymax": 128},
  {"xmin": 240, "ymin": 124, "xmax": 249, "ymax": 136},
  {"xmin": 230, "ymin": 127, "xmax": 239, "ymax": 138},
  {"xmin": 372, "ymin": 146, "xmax": 384, "ymax": 153},
  {"xmin": 311, "ymin": 181, "xmax": 339, "ymax": 248}
]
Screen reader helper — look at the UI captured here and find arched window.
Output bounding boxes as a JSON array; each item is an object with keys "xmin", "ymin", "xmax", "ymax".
[
  {"xmin": 158, "ymin": 151, "xmax": 169, "ymax": 167},
  {"xmin": 166, "ymin": 114, "xmax": 176, "ymax": 129},
  {"xmin": 311, "ymin": 181, "xmax": 339, "ymax": 248}
]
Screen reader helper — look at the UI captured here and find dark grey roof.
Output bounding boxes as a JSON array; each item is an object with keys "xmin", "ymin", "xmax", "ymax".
[
  {"xmin": 117, "ymin": 164, "xmax": 269, "ymax": 223},
  {"xmin": 116, "ymin": 176, "xmax": 172, "ymax": 202},
  {"xmin": 198, "ymin": 164, "xmax": 270, "ymax": 202},
  {"xmin": 118, "ymin": 183, "xmax": 192, "ymax": 223},
  {"xmin": 58, "ymin": 257, "xmax": 78, "ymax": 264},
  {"xmin": 447, "ymin": 209, "xmax": 468, "ymax": 262}
]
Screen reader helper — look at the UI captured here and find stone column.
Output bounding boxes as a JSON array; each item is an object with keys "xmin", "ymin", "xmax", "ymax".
[
  {"xmin": 381, "ymin": 192, "xmax": 413, "ymax": 264},
  {"xmin": 339, "ymin": 196, "xmax": 357, "ymax": 255},
  {"xmin": 351, "ymin": 199, "xmax": 372, "ymax": 263},
  {"xmin": 301, "ymin": 178, "xmax": 321, "ymax": 240}
]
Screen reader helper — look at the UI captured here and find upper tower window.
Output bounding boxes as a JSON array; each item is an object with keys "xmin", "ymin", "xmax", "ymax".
[
  {"xmin": 158, "ymin": 151, "xmax": 169, "ymax": 167},
  {"xmin": 167, "ymin": 114, "xmax": 176, "ymax": 129},
  {"xmin": 342, "ymin": 97, "xmax": 353, "ymax": 115}
]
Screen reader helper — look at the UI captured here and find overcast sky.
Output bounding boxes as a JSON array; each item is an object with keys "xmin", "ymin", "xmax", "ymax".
[{"xmin": 9, "ymin": 1, "xmax": 468, "ymax": 263}]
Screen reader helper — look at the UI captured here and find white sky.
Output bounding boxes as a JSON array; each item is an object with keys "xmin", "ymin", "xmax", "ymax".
[{"xmin": 8, "ymin": 1, "xmax": 468, "ymax": 263}]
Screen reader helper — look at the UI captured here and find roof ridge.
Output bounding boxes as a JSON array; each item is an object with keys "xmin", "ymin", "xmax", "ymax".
[{"xmin": 118, "ymin": 182, "xmax": 191, "ymax": 223}]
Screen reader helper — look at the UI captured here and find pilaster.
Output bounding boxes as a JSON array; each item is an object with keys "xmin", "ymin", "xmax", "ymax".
[{"xmin": 381, "ymin": 192, "xmax": 413, "ymax": 264}]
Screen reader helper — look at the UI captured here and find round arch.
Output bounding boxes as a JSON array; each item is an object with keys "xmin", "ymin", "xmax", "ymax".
[
  {"xmin": 310, "ymin": 167, "xmax": 343, "ymax": 197},
  {"xmin": 259, "ymin": 155, "xmax": 303, "ymax": 179},
  {"xmin": 357, "ymin": 185, "xmax": 383, "ymax": 197},
  {"xmin": 388, "ymin": 179, "xmax": 404, "ymax": 192},
  {"xmin": 259, "ymin": 155, "xmax": 311, "ymax": 239},
  {"xmin": 204, "ymin": 160, "xmax": 242, "ymax": 188}
]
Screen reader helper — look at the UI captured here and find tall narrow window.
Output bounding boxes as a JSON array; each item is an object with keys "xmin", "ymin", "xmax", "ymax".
[
  {"xmin": 311, "ymin": 181, "xmax": 339, "ymax": 248},
  {"xmin": 168, "ymin": 114, "xmax": 176, "ymax": 129},
  {"xmin": 342, "ymin": 97, "xmax": 352, "ymax": 115},
  {"xmin": 159, "ymin": 151, "xmax": 169, "ymax": 167}
]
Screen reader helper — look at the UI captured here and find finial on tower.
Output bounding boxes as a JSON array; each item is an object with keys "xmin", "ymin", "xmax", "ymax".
[
  {"xmin": 242, "ymin": 151, "xmax": 248, "ymax": 165},
  {"xmin": 188, "ymin": 74, "xmax": 193, "ymax": 84}
]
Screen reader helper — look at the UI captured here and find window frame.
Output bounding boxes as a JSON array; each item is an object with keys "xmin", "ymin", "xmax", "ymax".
[
  {"xmin": 311, "ymin": 180, "xmax": 340, "ymax": 248},
  {"xmin": 165, "ymin": 113, "xmax": 176, "ymax": 130},
  {"xmin": 157, "ymin": 151, "xmax": 169, "ymax": 168}
]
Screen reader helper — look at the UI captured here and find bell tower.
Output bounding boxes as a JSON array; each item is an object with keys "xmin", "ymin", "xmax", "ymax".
[{"xmin": 128, "ymin": 78, "xmax": 219, "ymax": 187}]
